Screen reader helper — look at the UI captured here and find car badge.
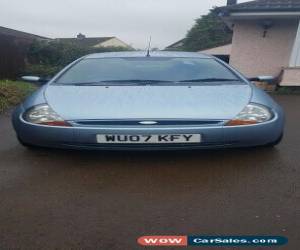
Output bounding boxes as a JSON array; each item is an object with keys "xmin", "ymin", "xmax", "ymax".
[{"xmin": 139, "ymin": 121, "xmax": 158, "ymax": 125}]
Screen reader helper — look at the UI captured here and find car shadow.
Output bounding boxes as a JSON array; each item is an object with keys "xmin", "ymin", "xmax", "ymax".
[{"xmin": 24, "ymin": 146, "xmax": 282, "ymax": 175}]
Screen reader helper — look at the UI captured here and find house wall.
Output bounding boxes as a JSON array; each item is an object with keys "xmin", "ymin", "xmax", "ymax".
[
  {"xmin": 289, "ymin": 20, "xmax": 300, "ymax": 67},
  {"xmin": 94, "ymin": 38, "xmax": 129, "ymax": 48},
  {"xmin": 230, "ymin": 19, "xmax": 298, "ymax": 77},
  {"xmin": 281, "ymin": 67, "xmax": 300, "ymax": 86}
]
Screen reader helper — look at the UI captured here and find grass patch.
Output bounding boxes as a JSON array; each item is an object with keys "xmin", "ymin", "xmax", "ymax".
[
  {"xmin": 274, "ymin": 86, "xmax": 300, "ymax": 95},
  {"xmin": 0, "ymin": 80, "xmax": 37, "ymax": 113}
]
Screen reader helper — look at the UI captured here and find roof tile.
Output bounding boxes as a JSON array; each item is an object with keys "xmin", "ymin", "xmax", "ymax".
[{"xmin": 217, "ymin": 0, "xmax": 300, "ymax": 12}]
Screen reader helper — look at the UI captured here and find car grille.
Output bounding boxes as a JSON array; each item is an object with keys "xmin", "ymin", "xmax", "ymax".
[{"xmin": 73, "ymin": 119, "xmax": 224, "ymax": 127}]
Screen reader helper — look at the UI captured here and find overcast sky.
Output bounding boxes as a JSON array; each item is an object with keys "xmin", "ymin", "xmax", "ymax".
[{"xmin": 0, "ymin": 0, "xmax": 247, "ymax": 49}]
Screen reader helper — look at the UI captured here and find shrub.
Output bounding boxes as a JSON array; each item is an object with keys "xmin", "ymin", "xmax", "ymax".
[
  {"xmin": 182, "ymin": 11, "xmax": 232, "ymax": 52},
  {"xmin": 23, "ymin": 64, "xmax": 62, "ymax": 78},
  {"xmin": 24, "ymin": 40, "xmax": 133, "ymax": 77}
]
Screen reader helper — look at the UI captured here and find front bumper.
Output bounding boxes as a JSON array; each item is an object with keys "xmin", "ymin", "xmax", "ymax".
[{"xmin": 13, "ymin": 107, "xmax": 284, "ymax": 150}]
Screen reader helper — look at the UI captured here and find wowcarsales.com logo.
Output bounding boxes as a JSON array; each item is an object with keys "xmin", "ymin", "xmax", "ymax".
[
  {"xmin": 138, "ymin": 236, "xmax": 187, "ymax": 246},
  {"xmin": 137, "ymin": 236, "xmax": 288, "ymax": 247}
]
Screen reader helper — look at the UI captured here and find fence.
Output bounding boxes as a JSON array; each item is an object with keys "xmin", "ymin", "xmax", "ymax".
[{"xmin": 0, "ymin": 35, "xmax": 30, "ymax": 79}]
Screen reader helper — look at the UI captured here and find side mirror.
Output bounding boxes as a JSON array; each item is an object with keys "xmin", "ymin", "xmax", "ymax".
[
  {"xmin": 21, "ymin": 76, "xmax": 49, "ymax": 85},
  {"xmin": 248, "ymin": 76, "xmax": 275, "ymax": 84}
]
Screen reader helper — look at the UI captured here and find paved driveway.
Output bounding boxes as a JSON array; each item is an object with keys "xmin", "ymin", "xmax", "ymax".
[{"xmin": 0, "ymin": 95, "xmax": 299, "ymax": 250}]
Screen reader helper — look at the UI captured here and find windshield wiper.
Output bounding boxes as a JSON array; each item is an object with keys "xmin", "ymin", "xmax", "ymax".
[
  {"xmin": 55, "ymin": 80, "xmax": 172, "ymax": 86},
  {"xmin": 55, "ymin": 82, "xmax": 141, "ymax": 86},
  {"xmin": 178, "ymin": 78, "xmax": 240, "ymax": 83},
  {"xmin": 55, "ymin": 78, "xmax": 240, "ymax": 86},
  {"xmin": 102, "ymin": 79, "xmax": 172, "ymax": 83}
]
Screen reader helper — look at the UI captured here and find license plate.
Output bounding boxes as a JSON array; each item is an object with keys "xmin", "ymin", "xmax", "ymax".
[{"xmin": 96, "ymin": 134, "xmax": 201, "ymax": 144}]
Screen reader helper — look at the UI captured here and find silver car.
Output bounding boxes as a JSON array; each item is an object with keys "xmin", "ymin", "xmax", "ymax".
[{"xmin": 13, "ymin": 51, "xmax": 284, "ymax": 150}]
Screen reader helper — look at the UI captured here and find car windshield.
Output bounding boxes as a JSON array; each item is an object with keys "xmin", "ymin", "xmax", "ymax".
[{"xmin": 55, "ymin": 57, "xmax": 241, "ymax": 85}]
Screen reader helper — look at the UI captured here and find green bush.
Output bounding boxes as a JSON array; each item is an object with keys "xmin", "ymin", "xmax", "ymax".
[
  {"xmin": 24, "ymin": 40, "xmax": 133, "ymax": 77},
  {"xmin": 27, "ymin": 40, "xmax": 132, "ymax": 66},
  {"xmin": 182, "ymin": 11, "xmax": 232, "ymax": 52},
  {"xmin": 23, "ymin": 64, "xmax": 62, "ymax": 78}
]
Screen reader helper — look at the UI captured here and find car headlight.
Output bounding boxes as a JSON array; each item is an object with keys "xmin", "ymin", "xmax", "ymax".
[
  {"xmin": 24, "ymin": 104, "xmax": 71, "ymax": 127},
  {"xmin": 226, "ymin": 103, "xmax": 273, "ymax": 126}
]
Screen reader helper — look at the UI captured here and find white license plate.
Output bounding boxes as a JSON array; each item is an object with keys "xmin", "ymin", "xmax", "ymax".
[{"xmin": 96, "ymin": 134, "xmax": 201, "ymax": 144}]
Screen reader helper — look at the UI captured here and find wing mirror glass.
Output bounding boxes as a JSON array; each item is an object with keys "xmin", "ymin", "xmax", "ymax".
[
  {"xmin": 21, "ymin": 76, "xmax": 49, "ymax": 85},
  {"xmin": 248, "ymin": 76, "xmax": 275, "ymax": 84}
]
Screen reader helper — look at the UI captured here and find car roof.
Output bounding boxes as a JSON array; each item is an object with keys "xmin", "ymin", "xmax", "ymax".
[{"xmin": 85, "ymin": 51, "xmax": 212, "ymax": 59}]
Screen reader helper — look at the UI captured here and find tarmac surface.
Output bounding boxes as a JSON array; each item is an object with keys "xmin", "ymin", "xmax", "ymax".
[{"xmin": 0, "ymin": 95, "xmax": 299, "ymax": 249}]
